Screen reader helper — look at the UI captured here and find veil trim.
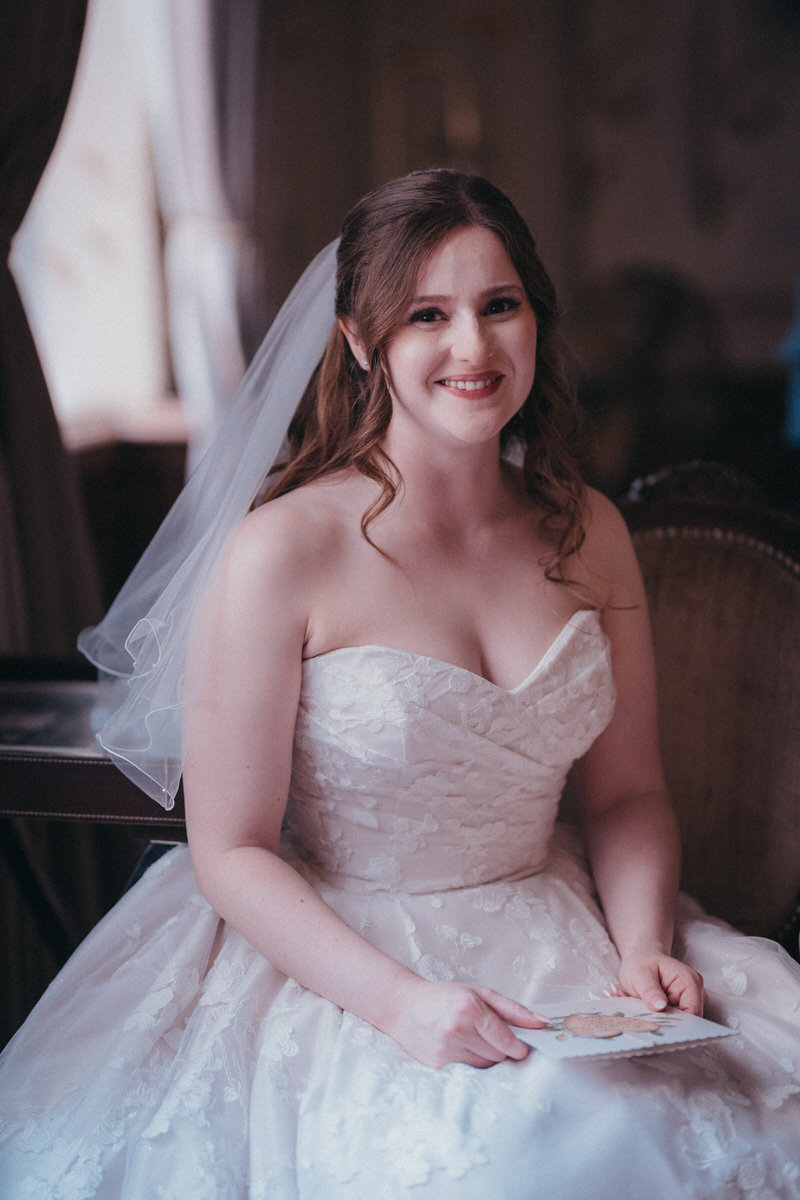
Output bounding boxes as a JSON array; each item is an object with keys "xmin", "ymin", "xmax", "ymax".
[{"xmin": 78, "ymin": 239, "xmax": 339, "ymax": 807}]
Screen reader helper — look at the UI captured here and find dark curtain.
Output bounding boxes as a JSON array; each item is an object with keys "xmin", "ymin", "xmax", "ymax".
[
  {"xmin": 0, "ymin": 1, "xmax": 102, "ymax": 654},
  {"xmin": 0, "ymin": 0, "xmax": 116, "ymax": 1048},
  {"xmin": 211, "ymin": 0, "xmax": 272, "ymax": 361}
]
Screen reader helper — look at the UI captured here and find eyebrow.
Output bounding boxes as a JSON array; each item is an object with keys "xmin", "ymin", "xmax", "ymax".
[{"xmin": 409, "ymin": 284, "xmax": 526, "ymax": 305}]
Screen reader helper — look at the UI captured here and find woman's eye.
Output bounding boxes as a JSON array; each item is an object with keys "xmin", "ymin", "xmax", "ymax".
[
  {"xmin": 485, "ymin": 297, "xmax": 521, "ymax": 316},
  {"xmin": 408, "ymin": 307, "xmax": 443, "ymax": 324}
]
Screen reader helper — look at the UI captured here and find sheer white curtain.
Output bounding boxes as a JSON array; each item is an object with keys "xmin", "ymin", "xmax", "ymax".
[
  {"xmin": 10, "ymin": 0, "xmax": 167, "ymax": 445},
  {"xmin": 127, "ymin": 0, "xmax": 259, "ymax": 471},
  {"xmin": 13, "ymin": 0, "xmax": 263, "ymax": 470}
]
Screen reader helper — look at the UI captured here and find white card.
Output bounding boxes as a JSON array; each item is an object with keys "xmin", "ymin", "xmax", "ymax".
[{"xmin": 511, "ymin": 997, "xmax": 734, "ymax": 1060}]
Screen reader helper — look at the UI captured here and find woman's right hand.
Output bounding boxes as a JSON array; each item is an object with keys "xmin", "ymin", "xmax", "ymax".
[{"xmin": 387, "ymin": 977, "xmax": 546, "ymax": 1069}]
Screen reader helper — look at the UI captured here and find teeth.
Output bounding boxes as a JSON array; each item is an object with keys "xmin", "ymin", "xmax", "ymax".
[{"xmin": 441, "ymin": 378, "xmax": 495, "ymax": 391}]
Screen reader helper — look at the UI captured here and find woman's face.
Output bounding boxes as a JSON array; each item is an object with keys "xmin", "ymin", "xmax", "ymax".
[{"xmin": 381, "ymin": 225, "xmax": 538, "ymax": 454}]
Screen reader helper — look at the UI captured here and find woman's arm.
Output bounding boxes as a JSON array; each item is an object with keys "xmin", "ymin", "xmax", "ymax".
[
  {"xmin": 574, "ymin": 492, "xmax": 704, "ymax": 1014},
  {"xmin": 182, "ymin": 502, "xmax": 543, "ymax": 1068}
]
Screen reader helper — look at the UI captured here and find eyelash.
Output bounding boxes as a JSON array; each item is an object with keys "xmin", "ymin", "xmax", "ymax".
[
  {"xmin": 485, "ymin": 297, "xmax": 521, "ymax": 316},
  {"xmin": 408, "ymin": 308, "xmax": 442, "ymax": 325},
  {"xmin": 408, "ymin": 297, "xmax": 521, "ymax": 324}
]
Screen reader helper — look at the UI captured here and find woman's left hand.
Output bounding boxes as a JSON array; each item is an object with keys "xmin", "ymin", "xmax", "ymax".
[{"xmin": 616, "ymin": 954, "xmax": 705, "ymax": 1016}]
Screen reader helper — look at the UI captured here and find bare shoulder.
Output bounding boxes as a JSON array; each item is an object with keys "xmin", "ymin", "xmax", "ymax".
[
  {"xmin": 575, "ymin": 487, "xmax": 643, "ymax": 608},
  {"xmin": 225, "ymin": 474, "xmax": 358, "ymax": 587},
  {"xmin": 192, "ymin": 478, "xmax": 356, "ymax": 660}
]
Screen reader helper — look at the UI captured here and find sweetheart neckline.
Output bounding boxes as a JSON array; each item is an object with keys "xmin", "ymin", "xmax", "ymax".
[{"xmin": 302, "ymin": 608, "xmax": 603, "ymax": 695}]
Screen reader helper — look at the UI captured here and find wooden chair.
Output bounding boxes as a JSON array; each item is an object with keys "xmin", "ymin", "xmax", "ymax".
[{"xmin": 618, "ymin": 461, "xmax": 800, "ymax": 953}]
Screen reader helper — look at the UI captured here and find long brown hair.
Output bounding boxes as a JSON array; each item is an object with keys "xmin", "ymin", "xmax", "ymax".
[{"xmin": 262, "ymin": 169, "xmax": 586, "ymax": 582}]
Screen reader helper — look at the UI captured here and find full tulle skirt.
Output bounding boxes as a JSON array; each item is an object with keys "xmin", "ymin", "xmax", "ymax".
[{"xmin": 2, "ymin": 837, "xmax": 799, "ymax": 1200}]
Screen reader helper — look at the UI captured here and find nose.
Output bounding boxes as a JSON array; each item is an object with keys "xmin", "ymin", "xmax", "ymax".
[{"xmin": 450, "ymin": 313, "xmax": 491, "ymax": 365}]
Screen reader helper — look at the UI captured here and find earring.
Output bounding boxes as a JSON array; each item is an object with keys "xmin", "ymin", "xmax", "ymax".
[{"xmin": 361, "ymin": 359, "xmax": 369, "ymax": 368}]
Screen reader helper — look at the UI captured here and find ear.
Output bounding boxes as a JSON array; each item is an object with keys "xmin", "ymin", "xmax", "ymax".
[{"xmin": 338, "ymin": 318, "xmax": 369, "ymax": 369}]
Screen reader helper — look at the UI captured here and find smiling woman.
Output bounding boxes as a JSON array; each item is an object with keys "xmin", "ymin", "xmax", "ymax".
[
  {"xmin": 351, "ymin": 226, "xmax": 538, "ymax": 457},
  {"xmin": 1, "ymin": 169, "xmax": 799, "ymax": 1200}
]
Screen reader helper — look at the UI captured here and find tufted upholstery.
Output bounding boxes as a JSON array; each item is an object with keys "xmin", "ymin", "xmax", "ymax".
[{"xmin": 620, "ymin": 463, "xmax": 800, "ymax": 942}]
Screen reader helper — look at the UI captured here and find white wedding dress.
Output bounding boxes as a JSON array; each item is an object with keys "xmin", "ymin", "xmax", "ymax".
[{"xmin": 1, "ymin": 608, "xmax": 799, "ymax": 1199}]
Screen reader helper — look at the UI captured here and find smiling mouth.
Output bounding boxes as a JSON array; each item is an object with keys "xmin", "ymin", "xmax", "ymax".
[{"xmin": 437, "ymin": 375, "xmax": 503, "ymax": 393}]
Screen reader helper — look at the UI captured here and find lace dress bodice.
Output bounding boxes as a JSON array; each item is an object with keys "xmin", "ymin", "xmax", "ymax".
[{"xmin": 285, "ymin": 607, "xmax": 614, "ymax": 893}]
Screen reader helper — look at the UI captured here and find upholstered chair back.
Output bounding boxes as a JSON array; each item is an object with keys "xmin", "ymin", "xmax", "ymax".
[{"xmin": 621, "ymin": 463, "xmax": 800, "ymax": 939}]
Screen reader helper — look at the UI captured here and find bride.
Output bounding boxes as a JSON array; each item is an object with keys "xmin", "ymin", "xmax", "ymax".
[{"xmin": 1, "ymin": 169, "xmax": 798, "ymax": 1199}]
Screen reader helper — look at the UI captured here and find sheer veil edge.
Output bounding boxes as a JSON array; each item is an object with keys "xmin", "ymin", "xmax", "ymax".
[{"xmin": 78, "ymin": 239, "xmax": 339, "ymax": 808}]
